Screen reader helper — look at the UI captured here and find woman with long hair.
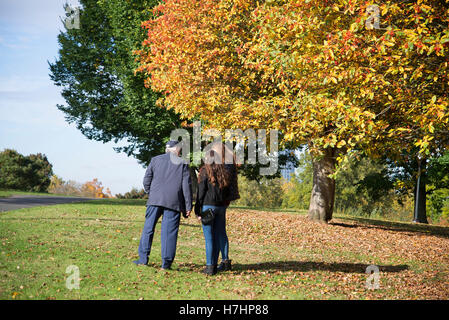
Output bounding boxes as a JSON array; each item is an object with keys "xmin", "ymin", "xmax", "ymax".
[{"xmin": 195, "ymin": 145, "xmax": 239, "ymax": 275}]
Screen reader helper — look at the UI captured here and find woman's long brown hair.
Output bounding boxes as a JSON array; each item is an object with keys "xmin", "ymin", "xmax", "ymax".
[{"xmin": 199, "ymin": 149, "xmax": 232, "ymax": 189}]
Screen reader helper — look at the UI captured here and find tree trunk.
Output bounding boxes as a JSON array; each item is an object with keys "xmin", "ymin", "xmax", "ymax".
[
  {"xmin": 413, "ymin": 157, "xmax": 428, "ymax": 224},
  {"xmin": 308, "ymin": 148, "xmax": 336, "ymax": 223},
  {"xmin": 189, "ymin": 167, "xmax": 198, "ymax": 201}
]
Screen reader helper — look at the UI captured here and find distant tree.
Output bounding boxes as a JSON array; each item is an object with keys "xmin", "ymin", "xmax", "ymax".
[
  {"xmin": 336, "ymin": 154, "xmax": 396, "ymax": 216},
  {"xmin": 116, "ymin": 187, "xmax": 148, "ymax": 199},
  {"xmin": 282, "ymin": 150, "xmax": 313, "ymax": 210},
  {"xmin": 354, "ymin": 149, "xmax": 449, "ymax": 223},
  {"xmin": 48, "ymin": 175, "xmax": 81, "ymax": 196},
  {"xmin": 26, "ymin": 153, "xmax": 54, "ymax": 192},
  {"xmin": 80, "ymin": 178, "xmax": 112, "ymax": 198},
  {"xmin": 424, "ymin": 151, "xmax": 449, "ymax": 223},
  {"xmin": 0, "ymin": 149, "xmax": 53, "ymax": 192},
  {"xmin": 48, "ymin": 175, "xmax": 112, "ymax": 198},
  {"xmin": 235, "ymin": 176, "xmax": 284, "ymax": 209}
]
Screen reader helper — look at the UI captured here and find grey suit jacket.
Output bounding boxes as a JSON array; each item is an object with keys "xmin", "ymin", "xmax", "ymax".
[{"xmin": 143, "ymin": 152, "xmax": 193, "ymax": 213}]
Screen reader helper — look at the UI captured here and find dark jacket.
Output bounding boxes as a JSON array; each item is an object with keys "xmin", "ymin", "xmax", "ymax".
[
  {"xmin": 194, "ymin": 164, "xmax": 239, "ymax": 216},
  {"xmin": 143, "ymin": 152, "xmax": 192, "ymax": 213}
]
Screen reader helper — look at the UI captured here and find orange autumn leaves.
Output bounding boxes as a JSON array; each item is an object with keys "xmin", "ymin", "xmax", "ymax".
[
  {"xmin": 136, "ymin": 0, "xmax": 449, "ymax": 159},
  {"xmin": 80, "ymin": 178, "xmax": 112, "ymax": 199},
  {"xmin": 49, "ymin": 176, "xmax": 112, "ymax": 199}
]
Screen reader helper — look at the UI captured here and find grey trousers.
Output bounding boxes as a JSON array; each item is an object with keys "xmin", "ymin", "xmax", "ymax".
[{"xmin": 137, "ymin": 205, "xmax": 180, "ymax": 268}]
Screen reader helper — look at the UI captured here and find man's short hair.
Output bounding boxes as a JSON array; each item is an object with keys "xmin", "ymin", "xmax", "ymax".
[{"xmin": 165, "ymin": 140, "xmax": 182, "ymax": 154}]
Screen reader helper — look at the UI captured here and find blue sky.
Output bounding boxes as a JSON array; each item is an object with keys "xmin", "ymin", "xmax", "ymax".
[{"xmin": 0, "ymin": 0, "xmax": 147, "ymax": 195}]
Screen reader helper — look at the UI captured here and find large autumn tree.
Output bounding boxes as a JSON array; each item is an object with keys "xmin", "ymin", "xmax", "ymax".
[
  {"xmin": 357, "ymin": 0, "xmax": 449, "ymax": 223},
  {"xmin": 49, "ymin": 0, "xmax": 298, "ymax": 179},
  {"xmin": 137, "ymin": 0, "xmax": 449, "ymax": 223}
]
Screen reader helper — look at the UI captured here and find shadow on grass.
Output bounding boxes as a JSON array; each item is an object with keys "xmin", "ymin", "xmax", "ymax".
[
  {"xmin": 232, "ymin": 261, "xmax": 409, "ymax": 274},
  {"xmin": 330, "ymin": 218, "xmax": 449, "ymax": 239},
  {"xmin": 229, "ymin": 205, "xmax": 307, "ymax": 214}
]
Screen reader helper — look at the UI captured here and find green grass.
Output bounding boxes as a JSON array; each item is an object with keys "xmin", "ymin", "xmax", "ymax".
[
  {"xmin": 1, "ymin": 199, "xmax": 448, "ymax": 300},
  {"xmin": 0, "ymin": 189, "xmax": 77, "ymax": 199}
]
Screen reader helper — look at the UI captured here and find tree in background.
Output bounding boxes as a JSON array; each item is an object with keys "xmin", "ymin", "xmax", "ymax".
[
  {"xmin": 421, "ymin": 152, "xmax": 449, "ymax": 223},
  {"xmin": 48, "ymin": 175, "xmax": 81, "ymax": 196},
  {"xmin": 282, "ymin": 150, "xmax": 313, "ymax": 210},
  {"xmin": 281, "ymin": 149, "xmax": 409, "ymax": 219},
  {"xmin": 235, "ymin": 176, "xmax": 284, "ymax": 209},
  {"xmin": 80, "ymin": 179, "xmax": 113, "ymax": 198},
  {"xmin": 0, "ymin": 149, "xmax": 53, "ymax": 192},
  {"xmin": 116, "ymin": 187, "xmax": 148, "ymax": 199},
  {"xmin": 49, "ymin": 0, "xmax": 182, "ymax": 164},
  {"xmin": 137, "ymin": 0, "xmax": 449, "ymax": 223},
  {"xmin": 48, "ymin": 175, "xmax": 112, "ymax": 198}
]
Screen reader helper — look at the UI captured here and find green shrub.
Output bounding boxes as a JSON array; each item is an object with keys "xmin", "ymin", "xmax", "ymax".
[
  {"xmin": 235, "ymin": 176, "xmax": 284, "ymax": 208},
  {"xmin": 0, "ymin": 149, "xmax": 53, "ymax": 193}
]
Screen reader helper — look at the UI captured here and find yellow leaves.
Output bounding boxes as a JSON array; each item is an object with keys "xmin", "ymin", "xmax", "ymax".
[
  {"xmin": 328, "ymin": 48, "xmax": 335, "ymax": 60},
  {"xmin": 336, "ymin": 140, "xmax": 347, "ymax": 149},
  {"xmin": 137, "ymin": 0, "xmax": 449, "ymax": 159},
  {"xmin": 431, "ymin": 95, "xmax": 437, "ymax": 104}
]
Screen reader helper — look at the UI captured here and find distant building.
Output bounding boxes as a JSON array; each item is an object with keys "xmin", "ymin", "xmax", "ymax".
[{"xmin": 280, "ymin": 167, "xmax": 296, "ymax": 181}]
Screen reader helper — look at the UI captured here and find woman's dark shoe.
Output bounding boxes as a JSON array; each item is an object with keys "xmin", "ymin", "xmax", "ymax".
[
  {"xmin": 217, "ymin": 259, "xmax": 232, "ymax": 272},
  {"xmin": 202, "ymin": 265, "xmax": 217, "ymax": 276}
]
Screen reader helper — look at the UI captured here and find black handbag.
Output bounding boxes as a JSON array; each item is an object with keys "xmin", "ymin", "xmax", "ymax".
[{"xmin": 200, "ymin": 208, "xmax": 215, "ymax": 225}]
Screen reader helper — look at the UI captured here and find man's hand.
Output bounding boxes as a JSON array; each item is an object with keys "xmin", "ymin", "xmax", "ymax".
[{"xmin": 185, "ymin": 210, "xmax": 191, "ymax": 218}]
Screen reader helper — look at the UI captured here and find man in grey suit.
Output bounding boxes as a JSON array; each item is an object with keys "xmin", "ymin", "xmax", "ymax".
[{"xmin": 133, "ymin": 140, "xmax": 192, "ymax": 270}]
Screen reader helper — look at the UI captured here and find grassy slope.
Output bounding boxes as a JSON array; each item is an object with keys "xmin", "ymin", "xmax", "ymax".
[
  {"xmin": 0, "ymin": 190, "xmax": 76, "ymax": 198},
  {"xmin": 0, "ymin": 199, "xmax": 448, "ymax": 300}
]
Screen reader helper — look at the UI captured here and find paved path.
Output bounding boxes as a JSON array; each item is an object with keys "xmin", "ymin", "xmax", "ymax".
[{"xmin": 0, "ymin": 195, "xmax": 96, "ymax": 212}]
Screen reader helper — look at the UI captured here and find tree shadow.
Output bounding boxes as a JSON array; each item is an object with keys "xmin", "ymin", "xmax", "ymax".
[
  {"xmin": 330, "ymin": 219, "xmax": 449, "ymax": 239},
  {"xmin": 233, "ymin": 261, "xmax": 409, "ymax": 274}
]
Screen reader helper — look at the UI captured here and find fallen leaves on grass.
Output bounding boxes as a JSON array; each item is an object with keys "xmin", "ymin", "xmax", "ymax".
[{"xmin": 224, "ymin": 209, "xmax": 449, "ymax": 299}]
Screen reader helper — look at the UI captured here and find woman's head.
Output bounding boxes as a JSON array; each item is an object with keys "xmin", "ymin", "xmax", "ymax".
[{"xmin": 201, "ymin": 149, "xmax": 231, "ymax": 189}]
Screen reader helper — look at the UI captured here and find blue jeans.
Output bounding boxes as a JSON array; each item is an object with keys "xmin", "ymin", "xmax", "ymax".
[
  {"xmin": 137, "ymin": 205, "xmax": 180, "ymax": 268},
  {"xmin": 201, "ymin": 205, "xmax": 229, "ymax": 266}
]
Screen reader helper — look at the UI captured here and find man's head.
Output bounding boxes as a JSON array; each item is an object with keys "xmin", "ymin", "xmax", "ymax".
[{"xmin": 165, "ymin": 140, "xmax": 182, "ymax": 156}]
